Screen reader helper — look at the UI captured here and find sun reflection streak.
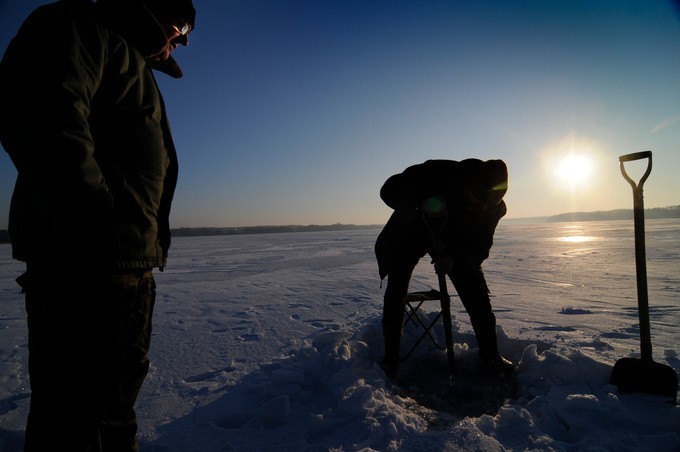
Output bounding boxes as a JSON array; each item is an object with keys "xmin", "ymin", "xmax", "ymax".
[
  {"xmin": 556, "ymin": 224, "xmax": 599, "ymax": 243},
  {"xmin": 557, "ymin": 235, "xmax": 597, "ymax": 243}
]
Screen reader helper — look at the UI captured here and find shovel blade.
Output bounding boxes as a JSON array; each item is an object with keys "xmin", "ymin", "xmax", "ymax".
[{"xmin": 610, "ymin": 357, "xmax": 678, "ymax": 403}]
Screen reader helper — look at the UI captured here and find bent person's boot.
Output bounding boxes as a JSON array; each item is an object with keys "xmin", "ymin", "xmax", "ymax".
[
  {"xmin": 481, "ymin": 354, "xmax": 515, "ymax": 375},
  {"xmin": 476, "ymin": 331, "xmax": 514, "ymax": 375},
  {"xmin": 380, "ymin": 359, "xmax": 398, "ymax": 379},
  {"xmin": 381, "ymin": 335, "xmax": 401, "ymax": 379}
]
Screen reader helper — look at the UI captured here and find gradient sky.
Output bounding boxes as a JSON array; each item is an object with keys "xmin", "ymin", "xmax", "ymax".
[{"xmin": 1, "ymin": 0, "xmax": 680, "ymax": 228}]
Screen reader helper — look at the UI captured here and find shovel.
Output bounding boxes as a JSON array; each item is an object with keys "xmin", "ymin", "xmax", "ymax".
[{"xmin": 609, "ymin": 151, "xmax": 678, "ymax": 403}]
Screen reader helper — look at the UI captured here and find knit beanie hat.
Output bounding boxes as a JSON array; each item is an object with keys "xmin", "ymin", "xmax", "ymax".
[
  {"xmin": 466, "ymin": 159, "xmax": 508, "ymax": 204},
  {"xmin": 143, "ymin": 0, "xmax": 196, "ymax": 30}
]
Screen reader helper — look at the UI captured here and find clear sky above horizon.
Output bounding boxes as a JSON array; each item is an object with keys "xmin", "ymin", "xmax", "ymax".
[{"xmin": 1, "ymin": 0, "xmax": 680, "ymax": 229}]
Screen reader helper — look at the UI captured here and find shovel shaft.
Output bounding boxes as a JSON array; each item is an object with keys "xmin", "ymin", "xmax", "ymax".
[
  {"xmin": 631, "ymin": 184, "xmax": 652, "ymax": 362},
  {"xmin": 438, "ymin": 273, "xmax": 456, "ymax": 373},
  {"xmin": 619, "ymin": 151, "xmax": 653, "ymax": 362}
]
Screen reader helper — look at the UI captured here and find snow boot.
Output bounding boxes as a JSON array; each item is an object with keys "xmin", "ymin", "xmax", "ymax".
[
  {"xmin": 481, "ymin": 354, "xmax": 515, "ymax": 375},
  {"xmin": 476, "ymin": 330, "xmax": 514, "ymax": 375},
  {"xmin": 381, "ymin": 334, "xmax": 401, "ymax": 379}
]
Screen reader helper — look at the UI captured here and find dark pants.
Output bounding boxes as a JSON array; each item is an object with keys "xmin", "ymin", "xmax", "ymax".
[
  {"xmin": 382, "ymin": 254, "xmax": 498, "ymax": 365},
  {"xmin": 19, "ymin": 267, "xmax": 156, "ymax": 452}
]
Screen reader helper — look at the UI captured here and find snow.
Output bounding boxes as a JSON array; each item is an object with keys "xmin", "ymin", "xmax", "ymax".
[{"xmin": 1, "ymin": 219, "xmax": 679, "ymax": 451}]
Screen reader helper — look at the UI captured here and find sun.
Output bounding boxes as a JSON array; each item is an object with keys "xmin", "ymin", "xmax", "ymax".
[
  {"xmin": 542, "ymin": 134, "xmax": 602, "ymax": 193},
  {"xmin": 556, "ymin": 153, "xmax": 594, "ymax": 186}
]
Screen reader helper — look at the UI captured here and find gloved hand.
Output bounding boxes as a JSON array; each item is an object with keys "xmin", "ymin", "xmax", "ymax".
[{"xmin": 431, "ymin": 255, "xmax": 453, "ymax": 276}]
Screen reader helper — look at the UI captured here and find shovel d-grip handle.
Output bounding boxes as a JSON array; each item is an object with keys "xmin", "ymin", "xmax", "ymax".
[
  {"xmin": 619, "ymin": 151, "xmax": 652, "ymax": 192},
  {"xmin": 619, "ymin": 151, "xmax": 653, "ymax": 362}
]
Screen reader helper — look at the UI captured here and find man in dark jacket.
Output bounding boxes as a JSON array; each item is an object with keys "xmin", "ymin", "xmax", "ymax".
[
  {"xmin": 0, "ymin": 0, "xmax": 195, "ymax": 450},
  {"xmin": 375, "ymin": 159, "xmax": 513, "ymax": 378}
]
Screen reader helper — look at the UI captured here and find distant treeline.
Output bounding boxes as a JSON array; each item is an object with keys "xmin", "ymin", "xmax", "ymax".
[
  {"xmin": 0, "ymin": 224, "xmax": 381, "ymax": 244},
  {"xmin": 546, "ymin": 205, "xmax": 680, "ymax": 222},
  {"xmin": 170, "ymin": 205, "xmax": 680, "ymax": 238},
  {"xmin": 1, "ymin": 206, "xmax": 679, "ymax": 243},
  {"xmin": 170, "ymin": 223, "xmax": 382, "ymax": 238}
]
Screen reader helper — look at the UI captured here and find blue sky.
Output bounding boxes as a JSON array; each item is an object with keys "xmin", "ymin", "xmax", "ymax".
[{"xmin": 1, "ymin": 0, "xmax": 680, "ymax": 228}]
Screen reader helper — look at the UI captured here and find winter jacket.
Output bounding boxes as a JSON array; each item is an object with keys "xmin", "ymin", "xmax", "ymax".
[
  {"xmin": 375, "ymin": 159, "xmax": 507, "ymax": 279},
  {"xmin": 0, "ymin": 0, "xmax": 179, "ymax": 270}
]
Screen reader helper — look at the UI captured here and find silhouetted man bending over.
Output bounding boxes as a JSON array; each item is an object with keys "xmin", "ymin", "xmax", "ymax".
[{"xmin": 375, "ymin": 158, "xmax": 513, "ymax": 378}]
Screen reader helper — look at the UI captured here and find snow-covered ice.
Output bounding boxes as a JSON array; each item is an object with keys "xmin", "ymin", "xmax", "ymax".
[{"xmin": 1, "ymin": 219, "xmax": 679, "ymax": 451}]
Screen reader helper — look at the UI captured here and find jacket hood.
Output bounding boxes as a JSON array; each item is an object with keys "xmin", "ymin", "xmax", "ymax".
[{"xmin": 96, "ymin": 0, "xmax": 195, "ymax": 78}]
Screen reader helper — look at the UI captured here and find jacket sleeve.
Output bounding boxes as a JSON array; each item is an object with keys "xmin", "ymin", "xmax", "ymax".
[
  {"xmin": 380, "ymin": 160, "xmax": 459, "ymax": 211},
  {"xmin": 475, "ymin": 200, "xmax": 506, "ymax": 263},
  {"xmin": 0, "ymin": 4, "xmax": 112, "ymax": 229},
  {"xmin": 446, "ymin": 200, "xmax": 507, "ymax": 268},
  {"xmin": 380, "ymin": 173, "xmax": 422, "ymax": 211}
]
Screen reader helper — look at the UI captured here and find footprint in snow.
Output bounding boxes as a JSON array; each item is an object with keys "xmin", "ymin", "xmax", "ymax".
[{"xmin": 239, "ymin": 333, "xmax": 263, "ymax": 342}]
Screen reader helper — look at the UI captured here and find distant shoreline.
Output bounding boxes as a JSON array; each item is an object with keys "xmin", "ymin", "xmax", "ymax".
[
  {"xmin": 159, "ymin": 205, "xmax": 680, "ymax": 237},
  {"xmin": 170, "ymin": 204, "xmax": 680, "ymax": 236},
  {"xmin": 171, "ymin": 223, "xmax": 383, "ymax": 238},
  {"xmin": 0, "ymin": 205, "xmax": 678, "ymax": 243},
  {"xmin": 505, "ymin": 205, "xmax": 680, "ymax": 224}
]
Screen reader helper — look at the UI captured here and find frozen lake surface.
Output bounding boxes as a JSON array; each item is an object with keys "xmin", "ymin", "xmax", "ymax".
[{"xmin": 1, "ymin": 219, "xmax": 679, "ymax": 450}]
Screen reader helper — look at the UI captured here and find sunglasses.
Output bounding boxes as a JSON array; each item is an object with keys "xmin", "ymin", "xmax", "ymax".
[
  {"xmin": 172, "ymin": 23, "xmax": 192, "ymax": 36},
  {"xmin": 143, "ymin": 4, "xmax": 192, "ymax": 38}
]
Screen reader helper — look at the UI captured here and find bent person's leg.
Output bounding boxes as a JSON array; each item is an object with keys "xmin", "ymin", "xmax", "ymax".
[
  {"xmin": 382, "ymin": 255, "xmax": 419, "ymax": 377},
  {"xmin": 450, "ymin": 267, "xmax": 512, "ymax": 372}
]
